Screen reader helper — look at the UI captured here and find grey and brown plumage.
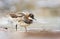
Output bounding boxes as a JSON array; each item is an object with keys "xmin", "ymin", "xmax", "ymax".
[{"xmin": 9, "ymin": 12, "xmax": 35, "ymax": 32}]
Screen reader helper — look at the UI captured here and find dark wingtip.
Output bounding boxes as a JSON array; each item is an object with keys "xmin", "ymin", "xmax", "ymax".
[{"xmin": 10, "ymin": 14, "xmax": 18, "ymax": 18}]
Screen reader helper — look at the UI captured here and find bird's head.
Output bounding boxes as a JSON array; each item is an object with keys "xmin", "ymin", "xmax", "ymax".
[{"xmin": 28, "ymin": 13, "xmax": 36, "ymax": 20}]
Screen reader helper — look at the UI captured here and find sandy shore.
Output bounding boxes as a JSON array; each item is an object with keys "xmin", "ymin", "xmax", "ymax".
[
  {"xmin": 0, "ymin": 29, "xmax": 60, "ymax": 39},
  {"xmin": 11, "ymin": 31, "xmax": 60, "ymax": 39}
]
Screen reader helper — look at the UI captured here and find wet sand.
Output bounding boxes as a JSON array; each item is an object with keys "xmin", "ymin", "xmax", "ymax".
[
  {"xmin": 10, "ymin": 30, "xmax": 60, "ymax": 39},
  {"xmin": 0, "ymin": 28, "xmax": 60, "ymax": 39},
  {"xmin": 11, "ymin": 31, "xmax": 60, "ymax": 39}
]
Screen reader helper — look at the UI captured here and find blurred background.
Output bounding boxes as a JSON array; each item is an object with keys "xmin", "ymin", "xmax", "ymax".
[{"xmin": 0, "ymin": 0, "xmax": 60, "ymax": 31}]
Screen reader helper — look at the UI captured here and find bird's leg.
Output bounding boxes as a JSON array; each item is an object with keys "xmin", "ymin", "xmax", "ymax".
[
  {"xmin": 24, "ymin": 26, "xmax": 27, "ymax": 32},
  {"xmin": 16, "ymin": 24, "xmax": 17, "ymax": 31}
]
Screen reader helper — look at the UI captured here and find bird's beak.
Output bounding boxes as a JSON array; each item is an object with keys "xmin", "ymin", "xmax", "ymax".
[
  {"xmin": 34, "ymin": 18, "xmax": 36, "ymax": 20},
  {"xmin": 34, "ymin": 19, "xmax": 36, "ymax": 21},
  {"xmin": 33, "ymin": 18, "xmax": 36, "ymax": 20}
]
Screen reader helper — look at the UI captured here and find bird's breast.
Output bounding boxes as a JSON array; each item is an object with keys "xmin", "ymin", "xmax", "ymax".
[
  {"xmin": 24, "ymin": 19, "xmax": 33, "ymax": 24},
  {"xmin": 18, "ymin": 21, "xmax": 30, "ymax": 27}
]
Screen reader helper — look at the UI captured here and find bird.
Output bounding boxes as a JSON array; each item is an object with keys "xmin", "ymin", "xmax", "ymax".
[{"xmin": 9, "ymin": 12, "xmax": 36, "ymax": 32}]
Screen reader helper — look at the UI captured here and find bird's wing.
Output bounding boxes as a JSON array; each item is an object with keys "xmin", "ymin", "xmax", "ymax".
[{"xmin": 16, "ymin": 13, "xmax": 25, "ymax": 17}]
